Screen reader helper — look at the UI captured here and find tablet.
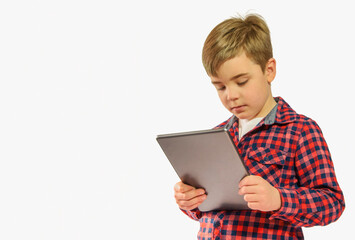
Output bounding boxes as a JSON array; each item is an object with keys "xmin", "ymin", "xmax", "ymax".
[{"xmin": 157, "ymin": 123, "xmax": 249, "ymax": 212}]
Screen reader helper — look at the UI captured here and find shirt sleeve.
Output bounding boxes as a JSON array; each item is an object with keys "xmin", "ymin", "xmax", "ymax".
[
  {"xmin": 180, "ymin": 208, "xmax": 202, "ymax": 221},
  {"xmin": 270, "ymin": 119, "xmax": 345, "ymax": 227}
]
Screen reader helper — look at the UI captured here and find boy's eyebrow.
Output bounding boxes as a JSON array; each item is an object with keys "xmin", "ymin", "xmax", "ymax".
[
  {"xmin": 211, "ymin": 73, "xmax": 248, "ymax": 84},
  {"xmin": 230, "ymin": 73, "xmax": 248, "ymax": 80},
  {"xmin": 211, "ymin": 80, "xmax": 221, "ymax": 84}
]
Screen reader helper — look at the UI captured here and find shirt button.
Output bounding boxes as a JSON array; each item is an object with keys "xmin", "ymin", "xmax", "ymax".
[{"xmin": 213, "ymin": 221, "xmax": 220, "ymax": 228}]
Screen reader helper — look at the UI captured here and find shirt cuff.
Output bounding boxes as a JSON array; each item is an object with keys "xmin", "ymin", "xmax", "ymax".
[
  {"xmin": 269, "ymin": 187, "xmax": 299, "ymax": 221},
  {"xmin": 180, "ymin": 208, "xmax": 202, "ymax": 221}
]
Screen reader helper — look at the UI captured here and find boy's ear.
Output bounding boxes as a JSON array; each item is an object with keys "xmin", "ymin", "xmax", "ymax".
[{"xmin": 265, "ymin": 58, "xmax": 276, "ymax": 83}]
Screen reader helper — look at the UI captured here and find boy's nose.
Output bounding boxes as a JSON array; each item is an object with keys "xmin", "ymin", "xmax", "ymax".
[{"xmin": 226, "ymin": 86, "xmax": 240, "ymax": 101}]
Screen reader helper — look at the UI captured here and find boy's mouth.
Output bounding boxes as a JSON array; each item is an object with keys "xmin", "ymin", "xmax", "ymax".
[{"xmin": 231, "ymin": 105, "xmax": 246, "ymax": 114}]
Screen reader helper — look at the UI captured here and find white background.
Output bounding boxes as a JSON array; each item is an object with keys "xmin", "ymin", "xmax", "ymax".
[{"xmin": 0, "ymin": 0, "xmax": 353, "ymax": 239}]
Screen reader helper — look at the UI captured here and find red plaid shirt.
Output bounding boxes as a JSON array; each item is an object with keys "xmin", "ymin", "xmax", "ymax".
[{"xmin": 182, "ymin": 97, "xmax": 345, "ymax": 240}]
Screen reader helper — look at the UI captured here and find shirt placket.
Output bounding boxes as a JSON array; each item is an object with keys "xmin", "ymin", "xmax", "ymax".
[{"xmin": 212, "ymin": 212, "xmax": 225, "ymax": 239}]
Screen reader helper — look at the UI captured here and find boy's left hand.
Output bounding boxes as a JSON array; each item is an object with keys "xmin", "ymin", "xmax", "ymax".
[{"xmin": 238, "ymin": 175, "xmax": 281, "ymax": 212}]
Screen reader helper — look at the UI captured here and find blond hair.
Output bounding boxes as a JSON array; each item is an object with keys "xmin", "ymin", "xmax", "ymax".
[{"xmin": 202, "ymin": 14, "xmax": 273, "ymax": 76}]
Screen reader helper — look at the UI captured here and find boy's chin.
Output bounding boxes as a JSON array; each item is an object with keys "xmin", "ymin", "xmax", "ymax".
[{"xmin": 233, "ymin": 113, "xmax": 251, "ymax": 120}]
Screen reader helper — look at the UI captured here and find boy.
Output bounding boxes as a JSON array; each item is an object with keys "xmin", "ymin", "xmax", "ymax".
[{"xmin": 173, "ymin": 14, "xmax": 345, "ymax": 239}]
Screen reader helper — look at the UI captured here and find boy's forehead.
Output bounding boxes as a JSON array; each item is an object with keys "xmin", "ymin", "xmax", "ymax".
[{"xmin": 213, "ymin": 53, "xmax": 253, "ymax": 81}]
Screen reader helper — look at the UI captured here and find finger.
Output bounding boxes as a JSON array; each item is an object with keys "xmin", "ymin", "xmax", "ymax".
[
  {"xmin": 178, "ymin": 194, "xmax": 207, "ymax": 210},
  {"xmin": 247, "ymin": 201, "xmax": 260, "ymax": 210},
  {"xmin": 184, "ymin": 203, "xmax": 200, "ymax": 211},
  {"xmin": 238, "ymin": 185, "xmax": 259, "ymax": 195},
  {"xmin": 184, "ymin": 200, "xmax": 205, "ymax": 211},
  {"xmin": 239, "ymin": 175, "xmax": 262, "ymax": 188},
  {"xmin": 174, "ymin": 181, "xmax": 196, "ymax": 193},
  {"xmin": 243, "ymin": 193, "xmax": 259, "ymax": 202},
  {"xmin": 175, "ymin": 188, "xmax": 206, "ymax": 201}
]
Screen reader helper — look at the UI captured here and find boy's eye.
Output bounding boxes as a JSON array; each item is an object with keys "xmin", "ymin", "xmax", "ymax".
[
  {"xmin": 217, "ymin": 86, "xmax": 225, "ymax": 91},
  {"xmin": 237, "ymin": 80, "xmax": 248, "ymax": 86}
]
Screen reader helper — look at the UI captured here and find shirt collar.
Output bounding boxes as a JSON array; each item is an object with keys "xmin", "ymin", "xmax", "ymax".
[
  {"xmin": 264, "ymin": 96, "xmax": 298, "ymax": 125},
  {"xmin": 264, "ymin": 102, "xmax": 278, "ymax": 125}
]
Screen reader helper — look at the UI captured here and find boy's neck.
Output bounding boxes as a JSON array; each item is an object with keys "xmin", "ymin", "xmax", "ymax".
[{"xmin": 251, "ymin": 96, "xmax": 277, "ymax": 120}]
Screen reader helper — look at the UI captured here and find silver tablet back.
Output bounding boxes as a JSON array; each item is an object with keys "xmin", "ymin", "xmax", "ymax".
[{"xmin": 157, "ymin": 128, "xmax": 249, "ymax": 212}]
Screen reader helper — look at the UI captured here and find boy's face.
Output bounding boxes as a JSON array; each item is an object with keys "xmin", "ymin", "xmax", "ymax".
[{"xmin": 211, "ymin": 52, "xmax": 276, "ymax": 120}]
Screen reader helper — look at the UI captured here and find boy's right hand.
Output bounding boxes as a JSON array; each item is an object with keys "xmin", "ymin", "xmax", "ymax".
[{"xmin": 174, "ymin": 181, "xmax": 207, "ymax": 211}]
